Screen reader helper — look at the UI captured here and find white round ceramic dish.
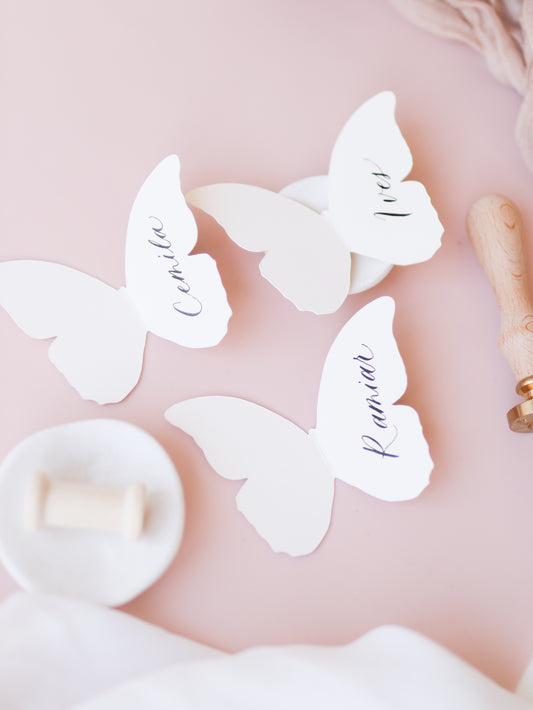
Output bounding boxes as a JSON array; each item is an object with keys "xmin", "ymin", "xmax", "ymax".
[
  {"xmin": 0, "ymin": 419, "xmax": 185, "ymax": 606},
  {"xmin": 280, "ymin": 176, "xmax": 393, "ymax": 293}
]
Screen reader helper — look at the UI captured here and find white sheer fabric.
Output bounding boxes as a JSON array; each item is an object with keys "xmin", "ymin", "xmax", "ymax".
[{"xmin": 1, "ymin": 593, "xmax": 533, "ymax": 709}]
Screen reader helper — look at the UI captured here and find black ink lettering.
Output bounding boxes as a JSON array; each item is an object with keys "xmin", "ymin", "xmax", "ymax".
[
  {"xmin": 148, "ymin": 236, "xmax": 173, "ymax": 249},
  {"xmin": 149, "ymin": 216, "xmax": 164, "ymax": 232},
  {"xmin": 353, "ymin": 344, "xmax": 374, "ymax": 362},
  {"xmin": 354, "ymin": 344, "xmax": 400, "ymax": 456},
  {"xmin": 364, "ymin": 159, "xmax": 412, "ymax": 221},
  {"xmin": 173, "ymin": 294, "xmax": 202, "ymax": 316},
  {"xmin": 359, "ymin": 365, "xmax": 376, "ymax": 381},
  {"xmin": 374, "ymin": 211, "xmax": 412, "ymax": 218},
  {"xmin": 369, "ymin": 411, "xmax": 388, "ymax": 429},
  {"xmin": 147, "ymin": 215, "xmax": 203, "ymax": 317},
  {"xmin": 361, "ymin": 428, "xmax": 399, "ymax": 459}
]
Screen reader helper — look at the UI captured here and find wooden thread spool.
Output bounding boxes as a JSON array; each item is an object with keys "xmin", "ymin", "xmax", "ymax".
[
  {"xmin": 24, "ymin": 471, "xmax": 146, "ymax": 541},
  {"xmin": 466, "ymin": 194, "xmax": 533, "ymax": 432}
]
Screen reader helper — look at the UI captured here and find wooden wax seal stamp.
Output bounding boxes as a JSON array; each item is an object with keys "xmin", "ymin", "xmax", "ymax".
[{"xmin": 467, "ymin": 194, "xmax": 533, "ymax": 431}]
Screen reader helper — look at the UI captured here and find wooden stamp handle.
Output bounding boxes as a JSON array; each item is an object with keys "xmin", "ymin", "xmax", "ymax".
[{"xmin": 466, "ymin": 194, "xmax": 533, "ymax": 384}]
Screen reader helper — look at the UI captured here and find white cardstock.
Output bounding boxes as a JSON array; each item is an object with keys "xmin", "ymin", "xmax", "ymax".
[
  {"xmin": 187, "ymin": 91, "xmax": 443, "ymax": 314},
  {"xmin": 0, "ymin": 156, "xmax": 232, "ymax": 404},
  {"xmin": 280, "ymin": 175, "xmax": 394, "ymax": 295},
  {"xmin": 166, "ymin": 296, "xmax": 433, "ymax": 556}
]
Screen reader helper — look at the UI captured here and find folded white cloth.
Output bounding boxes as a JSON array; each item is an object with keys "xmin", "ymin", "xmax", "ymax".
[
  {"xmin": 1, "ymin": 592, "xmax": 533, "ymax": 709},
  {"xmin": 0, "ymin": 592, "xmax": 221, "ymax": 710},
  {"xmin": 74, "ymin": 629, "xmax": 533, "ymax": 710}
]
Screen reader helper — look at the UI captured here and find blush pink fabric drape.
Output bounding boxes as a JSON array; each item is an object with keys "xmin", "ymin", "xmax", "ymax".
[{"xmin": 389, "ymin": 0, "xmax": 533, "ymax": 171}]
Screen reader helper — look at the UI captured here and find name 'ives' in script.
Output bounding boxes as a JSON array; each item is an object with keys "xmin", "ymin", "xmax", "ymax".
[
  {"xmin": 354, "ymin": 344, "xmax": 399, "ymax": 460},
  {"xmin": 365, "ymin": 158, "xmax": 412, "ymax": 221},
  {"xmin": 147, "ymin": 216, "xmax": 203, "ymax": 317}
]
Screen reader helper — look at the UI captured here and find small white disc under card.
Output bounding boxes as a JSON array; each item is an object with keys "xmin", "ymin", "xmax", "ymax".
[
  {"xmin": 280, "ymin": 175, "xmax": 393, "ymax": 293},
  {"xmin": 187, "ymin": 91, "xmax": 443, "ymax": 314}
]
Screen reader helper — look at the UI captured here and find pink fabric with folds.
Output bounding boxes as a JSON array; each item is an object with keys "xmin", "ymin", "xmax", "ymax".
[{"xmin": 389, "ymin": 0, "xmax": 533, "ymax": 171}]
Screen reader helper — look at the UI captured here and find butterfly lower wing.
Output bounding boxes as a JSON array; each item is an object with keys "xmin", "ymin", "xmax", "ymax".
[
  {"xmin": 280, "ymin": 175, "xmax": 394, "ymax": 294},
  {"xmin": 125, "ymin": 155, "xmax": 231, "ymax": 347},
  {"xmin": 0, "ymin": 260, "xmax": 146, "ymax": 404},
  {"xmin": 312, "ymin": 297, "xmax": 433, "ymax": 501},
  {"xmin": 327, "ymin": 91, "xmax": 443, "ymax": 265},
  {"xmin": 166, "ymin": 396, "xmax": 335, "ymax": 556},
  {"xmin": 187, "ymin": 183, "xmax": 351, "ymax": 315}
]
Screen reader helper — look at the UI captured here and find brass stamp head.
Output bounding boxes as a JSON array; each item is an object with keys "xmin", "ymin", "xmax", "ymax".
[{"xmin": 507, "ymin": 376, "xmax": 533, "ymax": 432}]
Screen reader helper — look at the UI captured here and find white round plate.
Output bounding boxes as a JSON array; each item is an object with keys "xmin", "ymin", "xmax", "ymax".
[{"xmin": 0, "ymin": 419, "xmax": 184, "ymax": 606}]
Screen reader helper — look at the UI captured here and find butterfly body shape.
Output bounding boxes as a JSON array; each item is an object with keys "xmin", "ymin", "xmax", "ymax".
[
  {"xmin": 166, "ymin": 296, "xmax": 433, "ymax": 556},
  {"xmin": 187, "ymin": 91, "xmax": 443, "ymax": 315},
  {"xmin": 0, "ymin": 156, "xmax": 232, "ymax": 403}
]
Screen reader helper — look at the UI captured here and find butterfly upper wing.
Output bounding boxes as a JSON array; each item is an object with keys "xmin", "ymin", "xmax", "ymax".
[
  {"xmin": 327, "ymin": 91, "xmax": 443, "ymax": 265},
  {"xmin": 311, "ymin": 296, "xmax": 432, "ymax": 502},
  {"xmin": 0, "ymin": 260, "xmax": 146, "ymax": 404},
  {"xmin": 187, "ymin": 183, "xmax": 351, "ymax": 315},
  {"xmin": 125, "ymin": 155, "xmax": 231, "ymax": 348},
  {"xmin": 166, "ymin": 396, "xmax": 335, "ymax": 556}
]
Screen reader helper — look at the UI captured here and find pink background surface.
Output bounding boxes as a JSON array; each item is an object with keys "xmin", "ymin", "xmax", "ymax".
[{"xmin": 3, "ymin": 0, "xmax": 533, "ymax": 692}]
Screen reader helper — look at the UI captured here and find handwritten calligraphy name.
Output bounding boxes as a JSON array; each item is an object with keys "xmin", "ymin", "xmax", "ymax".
[
  {"xmin": 354, "ymin": 344, "xmax": 398, "ymax": 459},
  {"xmin": 364, "ymin": 158, "xmax": 412, "ymax": 220},
  {"xmin": 148, "ymin": 216, "xmax": 202, "ymax": 317}
]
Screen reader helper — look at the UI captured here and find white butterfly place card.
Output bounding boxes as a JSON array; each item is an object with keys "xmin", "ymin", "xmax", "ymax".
[
  {"xmin": 166, "ymin": 296, "xmax": 433, "ymax": 556},
  {"xmin": 0, "ymin": 156, "xmax": 232, "ymax": 404},
  {"xmin": 187, "ymin": 91, "xmax": 444, "ymax": 314}
]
